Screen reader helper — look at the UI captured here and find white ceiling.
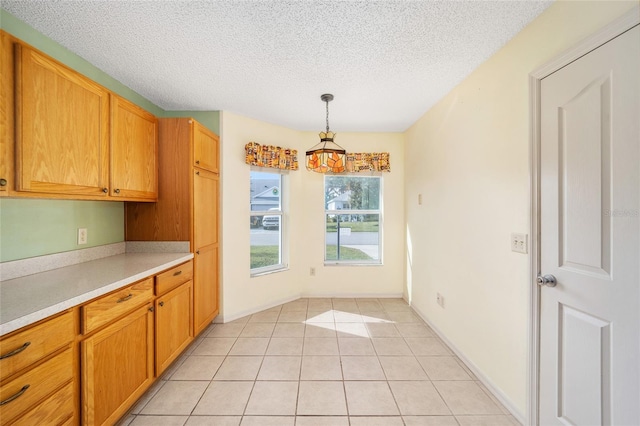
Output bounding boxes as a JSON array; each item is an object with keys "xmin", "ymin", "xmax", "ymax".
[{"xmin": 2, "ymin": 1, "xmax": 552, "ymax": 132}]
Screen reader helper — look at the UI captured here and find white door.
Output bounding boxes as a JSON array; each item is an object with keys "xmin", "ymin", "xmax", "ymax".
[{"xmin": 539, "ymin": 25, "xmax": 639, "ymax": 425}]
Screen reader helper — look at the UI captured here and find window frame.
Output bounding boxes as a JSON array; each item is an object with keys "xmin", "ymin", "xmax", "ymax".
[
  {"xmin": 250, "ymin": 168, "xmax": 288, "ymax": 276},
  {"xmin": 323, "ymin": 174, "xmax": 383, "ymax": 265}
]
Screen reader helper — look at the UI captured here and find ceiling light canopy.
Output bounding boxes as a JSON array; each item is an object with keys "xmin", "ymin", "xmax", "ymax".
[{"xmin": 305, "ymin": 94, "xmax": 346, "ymax": 173}]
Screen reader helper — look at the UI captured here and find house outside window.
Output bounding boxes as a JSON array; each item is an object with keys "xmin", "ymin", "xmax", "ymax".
[
  {"xmin": 324, "ymin": 175, "xmax": 382, "ymax": 264},
  {"xmin": 250, "ymin": 170, "xmax": 286, "ymax": 274}
]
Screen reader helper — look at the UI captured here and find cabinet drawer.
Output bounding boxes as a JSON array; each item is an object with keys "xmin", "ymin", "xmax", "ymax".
[
  {"xmin": 11, "ymin": 380, "xmax": 75, "ymax": 426},
  {"xmin": 82, "ymin": 278, "xmax": 153, "ymax": 334},
  {"xmin": 0, "ymin": 311, "xmax": 74, "ymax": 382},
  {"xmin": 155, "ymin": 261, "xmax": 193, "ymax": 295},
  {"xmin": 0, "ymin": 347, "xmax": 73, "ymax": 425}
]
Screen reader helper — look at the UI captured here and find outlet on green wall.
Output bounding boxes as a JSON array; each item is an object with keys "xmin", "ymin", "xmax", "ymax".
[{"xmin": 0, "ymin": 199, "xmax": 124, "ymax": 262}]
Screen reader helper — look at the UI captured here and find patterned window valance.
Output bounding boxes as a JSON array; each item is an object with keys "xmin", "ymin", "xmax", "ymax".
[
  {"xmin": 345, "ymin": 153, "xmax": 391, "ymax": 173},
  {"xmin": 245, "ymin": 142, "xmax": 299, "ymax": 171}
]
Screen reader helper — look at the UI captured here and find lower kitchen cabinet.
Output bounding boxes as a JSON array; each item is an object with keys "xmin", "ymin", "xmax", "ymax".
[
  {"xmin": 194, "ymin": 244, "xmax": 219, "ymax": 336},
  {"xmin": 0, "ymin": 347, "xmax": 74, "ymax": 425},
  {"xmin": 81, "ymin": 302, "xmax": 154, "ymax": 426},
  {"xmin": 2, "ymin": 259, "xmax": 200, "ymax": 425},
  {"xmin": 155, "ymin": 280, "xmax": 193, "ymax": 376}
]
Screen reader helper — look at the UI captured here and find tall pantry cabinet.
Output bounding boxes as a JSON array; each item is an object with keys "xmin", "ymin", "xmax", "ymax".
[{"xmin": 125, "ymin": 118, "xmax": 219, "ymax": 335}]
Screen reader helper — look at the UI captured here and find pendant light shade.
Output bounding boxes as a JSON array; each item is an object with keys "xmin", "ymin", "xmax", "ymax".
[{"xmin": 305, "ymin": 94, "xmax": 346, "ymax": 173}]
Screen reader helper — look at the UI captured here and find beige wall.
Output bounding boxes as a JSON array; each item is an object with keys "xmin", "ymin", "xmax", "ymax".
[
  {"xmin": 220, "ymin": 111, "xmax": 405, "ymax": 320},
  {"xmin": 404, "ymin": 0, "xmax": 638, "ymax": 419}
]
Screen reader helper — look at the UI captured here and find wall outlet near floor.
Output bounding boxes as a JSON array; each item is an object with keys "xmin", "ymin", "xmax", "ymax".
[
  {"xmin": 437, "ymin": 293, "xmax": 445, "ymax": 308},
  {"xmin": 78, "ymin": 228, "xmax": 88, "ymax": 245},
  {"xmin": 310, "ymin": 267, "xmax": 316, "ymax": 276},
  {"xmin": 511, "ymin": 232, "xmax": 528, "ymax": 254}
]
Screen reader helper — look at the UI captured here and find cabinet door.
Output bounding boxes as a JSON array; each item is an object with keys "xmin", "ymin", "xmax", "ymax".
[
  {"xmin": 194, "ymin": 244, "xmax": 218, "ymax": 335},
  {"xmin": 1, "ymin": 31, "xmax": 15, "ymax": 195},
  {"xmin": 193, "ymin": 121, "xmax": 219, "ymax": 173},
  {"xmin": 110, "ymin": 95, "xmax": 158, "ymax": 201},
  {"xmin": 193, "ymin": 169, "xmax": 218, "ymax": 248},
  {"xmin": 15, "ymin": 44, "xmax": 110, "ymax": 196},
  {"xmin": 156, "ymin": 280, "xmax": 193, "ymax": 375},
  {"xmin": 82, "ymin": 303, "xmax": 154, "ymax": 426}
]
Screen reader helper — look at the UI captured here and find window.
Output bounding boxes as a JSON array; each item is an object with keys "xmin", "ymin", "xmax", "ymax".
[
  {"xmin": 324, "ymin": 175, "xmax": 382, "ymax": 264},
  {"xmin": 250, "ymin": 170, "xmax": 286, "ymax": 274}
]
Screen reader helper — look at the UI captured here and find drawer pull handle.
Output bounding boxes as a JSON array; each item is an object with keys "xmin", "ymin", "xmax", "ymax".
[
  {"xmin": 117, "ymin": 294, "xmax": 133, "ymax": 303},
  {"xmin": 0, "ymin": 385, "xmax": 30, "ymax": 406},
  {"xmin": 159, "ymin": 301, "xmax": 165, "ymax": 307},
  {"xmin": 172, "ymin": 270, "xmax": 182, "ymax": 277},
  {"xmin": 0, "ymin": 342, "xmax": 31, "ymax": 359}
]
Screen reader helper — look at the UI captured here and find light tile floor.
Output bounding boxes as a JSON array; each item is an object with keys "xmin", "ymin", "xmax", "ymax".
[{"xmin": 119, "ymin": 298, "xmax": 520, "ymax": 426}]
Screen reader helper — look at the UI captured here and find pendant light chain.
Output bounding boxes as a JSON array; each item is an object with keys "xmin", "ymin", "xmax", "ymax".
[{"xmin": 326, "ymin": 99, "xmax": 330, "ymax": 134}]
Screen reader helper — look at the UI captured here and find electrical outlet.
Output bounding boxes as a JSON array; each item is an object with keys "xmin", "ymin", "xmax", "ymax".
[
  {"xmin": 310, "ymin": 267, "xmax": 316, "ymax": 276},
  {"xmin": 78, "ymin": 228, "xmax": 88, "ymax": 245},
  {"xmin": 511, "ymin": 233, "xmax": 528, "ymax": 254},
  {"xmin": 418, "ymin": 194, "xmax": 422, "ymax": 205},
  {"xmin": 437, "ymin": 293, "xmax": 444, "ymax": 308}
]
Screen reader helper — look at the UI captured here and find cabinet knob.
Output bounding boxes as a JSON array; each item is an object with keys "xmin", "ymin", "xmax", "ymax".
[
  {"xmin": 196, "ymin": 171, "xmax": 200, "ymax": 175},
  {"xmin": 196, "ymin": 250, "xmax": 200, "ymax": 255},
  {"xmin": 102, "ymin": 187, "xmax": 108, "ymax": 193},
  {"xmin": 196, "ymin": 160, "xmax": 200, "ymax": 165},
  {"xmin": 149, "ymin": 306, "xmax": 155, "ymax": 313},
  {"xmin": 114, "ymin": 189, "xmax": 121, "ymax": 194},
  {"xmin": 159, "ymin": 301, "xmax": 164, "ymax": 307},
  {"xmin": 0, "ymin": 178, "xmax": 7, "ymax": 187}
]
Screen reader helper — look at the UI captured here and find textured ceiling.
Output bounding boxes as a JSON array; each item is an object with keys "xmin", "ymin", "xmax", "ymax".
[{"xmin": 2, "ymin": 1, "xmax": 552, "ymax": 132}]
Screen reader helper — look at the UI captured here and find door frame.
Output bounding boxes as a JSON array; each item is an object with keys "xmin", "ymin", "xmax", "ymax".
[{"xmin": 527, "ymin": 7, "xmax": 640, "ymax": 425}]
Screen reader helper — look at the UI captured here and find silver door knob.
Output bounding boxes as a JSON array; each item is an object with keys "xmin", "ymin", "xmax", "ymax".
[{"xmin": 537, "ymin": 274, "xmax": 557, "ymax": 287}]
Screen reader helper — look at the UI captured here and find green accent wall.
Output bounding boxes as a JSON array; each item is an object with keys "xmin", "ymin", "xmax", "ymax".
[
  {"xmin": 0, "ymin": 199, "xmax": 124, "ymax": 262},
  {"xmin": 0, "ymin": 9, "xmax": 220, "ymax": 262},
  {"xmin": 164, "ymin": 111, "xmax": 220, "ymax": 135}
]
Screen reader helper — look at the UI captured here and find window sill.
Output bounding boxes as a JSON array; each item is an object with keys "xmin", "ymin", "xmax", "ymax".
[
  {"xmin": 323, "ymin": 262, "xmax": 383, "ymax": 267},
  {"xmin": 251, "ymin": 266, "xmax": 289, "ymax": 277}
]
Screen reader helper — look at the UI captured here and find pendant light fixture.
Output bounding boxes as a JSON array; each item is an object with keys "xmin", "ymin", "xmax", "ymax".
[{"xmin": 305, "ymin": 93, "xmax": 346, "ymax": 173}]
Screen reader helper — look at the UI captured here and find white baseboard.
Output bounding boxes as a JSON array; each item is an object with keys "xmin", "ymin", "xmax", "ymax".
[
  {"xmin": 219, "ymin": 292, "xmax": 405, "ymax": 323},
  {"xmin": 410, "ymin": 302, "xmax": 526, "ymax": 425},
  {"xmin": 217, "ymin": 294, "xmax": 301, "ymax": 323},
  {"xmin": 301, "ymin": 292, "xmax": 404, "ymax": 299}
]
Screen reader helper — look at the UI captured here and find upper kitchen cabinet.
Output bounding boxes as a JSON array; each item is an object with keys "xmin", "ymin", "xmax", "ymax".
[
  {"xmin": 14, "ymin": 43, "xmax": 110, "ymax": 197},
  {"xmin": 1, "ymin": 32, "xmax": 16, "ymax": 196},
  {"xmin": 193, "ymin": 120, "xmax": 219, "ymax": 173},
  {"xmin": 0, "ymin": 31, "xmax": 158, "ymax": 201},
  {"xmin": 110, "ymin": 95, "xmax": 158, "ymax": 201}
]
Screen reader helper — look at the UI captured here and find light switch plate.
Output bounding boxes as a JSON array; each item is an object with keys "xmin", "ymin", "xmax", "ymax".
[{"xmin": 511, "ymin": 232, "xmax": 527, "ymax": 254}]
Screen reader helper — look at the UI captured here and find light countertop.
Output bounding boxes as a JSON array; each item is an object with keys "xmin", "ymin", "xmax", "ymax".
[{"xmin": 0, "ymin": 252, "xmax": 193, "ymax": 336}]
